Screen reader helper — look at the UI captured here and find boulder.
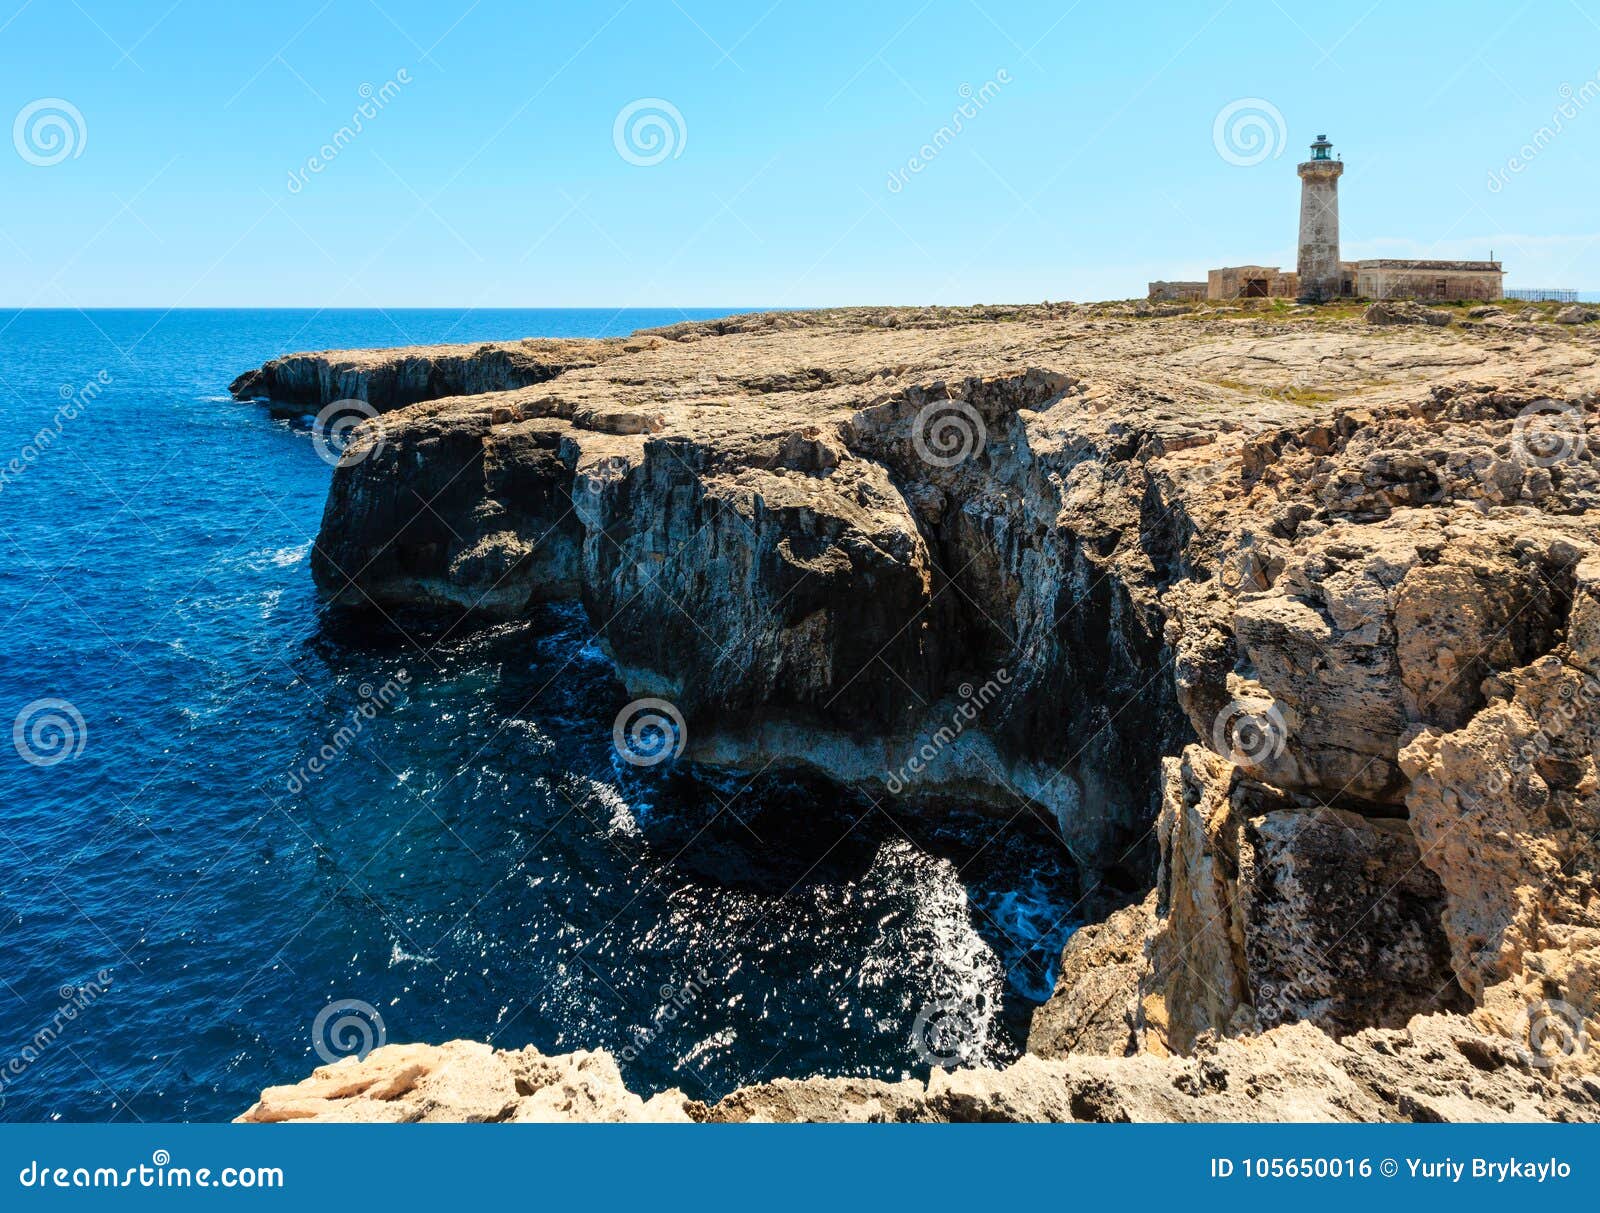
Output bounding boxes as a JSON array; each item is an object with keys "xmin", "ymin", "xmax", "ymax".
[{"xmin": 1364, "ymin": 300, "xmax": 1452, "ymax": 327}]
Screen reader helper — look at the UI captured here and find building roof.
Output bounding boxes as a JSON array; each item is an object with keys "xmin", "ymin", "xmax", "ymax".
[{"xmin": 1354, "ymin": 260, "xmax": 1502, "ymax": 272}]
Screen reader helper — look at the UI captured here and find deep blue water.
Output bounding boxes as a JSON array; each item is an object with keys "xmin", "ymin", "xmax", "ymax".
[{"xmin": 0, "ymin": 309, "xmax": 1077, "ymax": 1122}]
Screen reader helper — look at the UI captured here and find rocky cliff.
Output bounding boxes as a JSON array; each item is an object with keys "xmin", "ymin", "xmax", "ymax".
[
  {"xmin": 228, "ymin": 335, "xmax": 650, "ymax": 409},
  {"xmin": 236, "ymin": 301, "xmax": 1600, "ymax": 1120},
  {"xmin": 237, "ymin": 1014, "xmax": 1596, "ymax": 1122}
]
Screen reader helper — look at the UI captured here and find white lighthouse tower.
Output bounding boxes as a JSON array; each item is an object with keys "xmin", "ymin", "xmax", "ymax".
[{"xmin": 1296, "ymin": 134, "xmax": 1343, "ymax": 303}]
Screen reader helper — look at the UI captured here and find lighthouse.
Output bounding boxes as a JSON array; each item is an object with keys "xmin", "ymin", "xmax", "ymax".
[{"xmin": 1296, "ymin": 134, "xmax": 1343, "ymax": 303}]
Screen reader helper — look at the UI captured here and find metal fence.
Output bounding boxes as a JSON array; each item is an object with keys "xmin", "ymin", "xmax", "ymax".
[{"xmin": 1506, "ymin": 288, "xmax": 1579, "ymax": 302}]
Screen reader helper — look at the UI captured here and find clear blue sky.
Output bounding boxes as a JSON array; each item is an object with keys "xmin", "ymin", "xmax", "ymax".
[{"xmin": 2, "ymin": 0, "xmax": 1596, "ymax": 306}]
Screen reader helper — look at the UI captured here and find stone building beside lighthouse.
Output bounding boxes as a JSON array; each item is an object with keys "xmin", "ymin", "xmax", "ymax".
[{"xmin": 1150, "ymin": 135, "xmax": 1504, "ymax": 303}]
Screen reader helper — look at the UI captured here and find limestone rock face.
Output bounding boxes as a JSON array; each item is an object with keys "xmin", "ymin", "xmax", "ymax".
[
  {"xmin": 237, "ymin": 1042, "xmax": 696, "ymax": 1123},
  {"xmin": 263, "ymin": 307, "xmax": 1599, "ymax": 875},
  {"xmin": 1239, "ymin": 806, "xmax": 1466, "ymax": 1035},
  {"xmin": 312, "ymin": 415, "xmax": 585, "ymax": 614},
  {"xmin": 1400, "ymin": 565, "xmax": 1600, "ymax": 998},
  {"xmin": 1132, "ymin": 747, "xmax": 1465, "ymax": 1053},
  {"xmin": 241, "ymin": 1021, "xmax": 1600, "ymax": 1123},
  {"xmin": 1026, "ymin": 896, "xmax": 1151, "ymax": 1058},
  {"xmin": 1219, "ymin": 513, "xmax": 1582, "ymax": 803},
  {"xmin": 1140, "ymin": 747, "xmax": 1249, "ymax": 1054},
  {"xmin": 577, "ymin": 438, "xmax": 944, "ymax": 738},
  {"xmin": 228, "ymin": 337, "xmax": 648, "ymax": 409},
  {"xmin": 235, "ymin": 304, "xmax": 1600, "ymax": 1121},
  {"xmin": 273, "ymin": 311, "xmax": 1278, "ymax": 869},
  {"xmin": 1116, "ymin": 377, "xmax": 1600, "ymax": 1073},
  {"xmin": 707, "ymin": 1012, "xmax": 1600, "ymax": 1122}
]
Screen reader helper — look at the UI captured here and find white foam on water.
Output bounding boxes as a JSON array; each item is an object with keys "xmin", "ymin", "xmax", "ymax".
[
  {"xmin": 586, "ymin": 779, "xmax": 642, "ymax": 837},
  {"xmin": 389, "ymin": 939, "xmax": 438, "ymax": 968},
  {"xmin": 857, "ymin": 838, "xmax": 1004, "ymax": 1064}
]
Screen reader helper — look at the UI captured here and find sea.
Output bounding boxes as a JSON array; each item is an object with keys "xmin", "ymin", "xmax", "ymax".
[{"xmin": 0, "ymin": 309, "xmax": 1078, "ymax": 1122}]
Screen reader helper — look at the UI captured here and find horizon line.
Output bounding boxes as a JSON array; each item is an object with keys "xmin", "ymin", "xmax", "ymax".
[{"xmin": 0, "ymin": 293, "xmax": 1593, "ymax": 312}]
